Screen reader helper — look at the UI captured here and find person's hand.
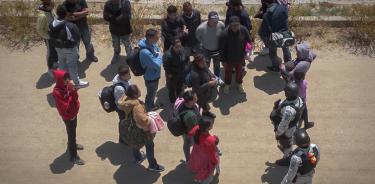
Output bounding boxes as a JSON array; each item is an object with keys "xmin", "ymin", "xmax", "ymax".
[
  {"xmin": 209, "ymin": 80, "xmax": 217, "ymax": 87},
  {"xmin": 215, "ymin": 135, "xmax": 220, "ymax": 145}
]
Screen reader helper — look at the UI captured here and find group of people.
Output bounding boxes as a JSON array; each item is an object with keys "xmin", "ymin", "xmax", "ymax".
[{"xmin": 37, "ymin": 0, "xmax": 321, "ymax": 183}]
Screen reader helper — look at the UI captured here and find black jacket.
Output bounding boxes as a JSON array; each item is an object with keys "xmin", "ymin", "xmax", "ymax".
[
  {"xmin": 190, "ymin": 63, "xmax": 215, "ymax": 101},
  {"xmin": 220, "ymin": 26, "xmax": 251, "ymax": 63},
  {"xmin": 225, "ymin": 7, "xmax": 252, "ymax": 31},
  {"xmin": 49, "ymin": 21, "xmax": 81, "ymax": 48},
  {"xmin": 259, "ymin": 3, "xmax": 288, "ymax": 38},
  {"xmin": 103, "ymin": 0, "xmax": 132, "ymax": 36},
  {"xmin": 162, "ymin": 47, "xmax": 189, "ymax": 77},
  {"xmin": 161, "ymin": 17, "xmax": 186, "ymax": 49},
  {"xmin": 181, "ymin": 10, "xmax": 201, "ymax": 47}
]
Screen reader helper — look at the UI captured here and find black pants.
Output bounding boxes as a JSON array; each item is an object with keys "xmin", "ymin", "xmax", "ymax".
[
  {"xmin": 116, "ymin": 108, "xmax": 126, "ymax": 142},
  {"xmin": 64, "ymin": 117, "xmax": 77, "ymax": 159},
  {"xmin": 46, "ymin": 39, "xmax": 58, "ymax": 69},
  {"xmin": 166, "ymin": 76, "xmax": 184, "ymax": 103},
  {"xmin": 302, "ymin": 105, "xmax": 309, "ymax": 126}
]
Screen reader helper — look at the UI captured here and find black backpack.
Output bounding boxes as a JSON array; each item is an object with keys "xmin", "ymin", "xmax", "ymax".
[
  {"xmin": 48, "ymin": 22, "xmax": 76, "ymax": 48},
  {"xmin": 99, "ymin": 83, "xmax": 126, "ymax": 113},
  {"xmin": 167, "ymin": 106, "xmax": 189, "ymax": 137},
  {"xmin": 125, "ymin": 47, "xmax": 151, "ymax": 76}
]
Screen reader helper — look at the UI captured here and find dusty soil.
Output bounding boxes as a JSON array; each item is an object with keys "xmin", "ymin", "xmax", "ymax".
[{"xmin": 0, "ymin": 31, "xmax": 375, "ymax": 184}]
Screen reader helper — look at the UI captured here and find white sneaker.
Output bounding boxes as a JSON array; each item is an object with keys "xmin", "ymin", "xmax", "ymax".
[
  {"xmin": 217, "ymin": 78, "xmax": 225, "ymax": 87},
  {"xmin": 259, "ymin": 47, "xmax": 269, "ymax": 56},
  {"xmin": 75, "ymin": 80, "xmax": 89, "ymax": 89}
]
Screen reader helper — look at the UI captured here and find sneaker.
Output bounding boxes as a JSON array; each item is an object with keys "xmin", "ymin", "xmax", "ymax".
[
  {"xmin": 71, "ymin": 156, "xmax": 85, "ymax": 165},
  {"xmin": 267, "ymin": 66, "xmax": 280, "ymax": 72},
  {"xmin": 203, "ymin": 111, "xmax": 216, "ymax": 119},
  {"xmin": 275, "ymin": 157, "xmax": 290, "ymax": 166},
  {"xmin": 237, "ymin": 84, "xmax": 245, "ymax": 94},
  {"xmin": 259, "ymin": 47, "xmax": 269, "ymax": 56},
  {"xmin": 135, "ymin": 151, "xmax": 146, "ymax": 164},
  {"xmin": 90, "ymin": 56, "xmax": 98, "ymax": 62},
  {"xmin": 111, "ymin": 55, "xmax": 120, "ymax": 64},
  {"xmin": 217, "ymin": 78, "xmax": 225, "ymax": 87},
  {"xmin": 304, "ymin": 122, "xmax": 315, "ymax": 129},
  {"xmin": 223, "ymin": 85, "xmax": 230, "ymax": 94},
  {"xmin": 75, "ymin": 80, "xmax": 89, "ymax": 89},
  {"xmin": 76, "ymin": 144, "xmax": 84, "ymax": 151},
  {"xmin": 148, "ymin": 164, "xmax": 165, "ymax": 172}
]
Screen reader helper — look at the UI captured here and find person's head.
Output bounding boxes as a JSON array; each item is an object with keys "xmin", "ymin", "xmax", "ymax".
[
  {"xmin": 56, "ymin": 4, "xmax": 67, "ymax": 20},
  {"xmin": 171, "ymin": 37, "xmax": 183, "ymax": 53},
  {"xmin": 118, "ymin": 65, "xmax": 131, "ymax": 81},
  {"xmin": 145, "ymin": 28, "xmax": 159, "ymax": 45},
  {"xmin": 183, "ymin": 90, "xmax": 197, "ymax": 107},
  {"xmin": 111, "ymin": 0, "xmax": 120, "ymax": 4},
  {"xmin": 193, "ymin": 53, "xmax": 206, "ymax": 69},
  {"xmin": 294, "ymin": 129, "xmax": 311, "ymax": 149},
  {"xmin": 284, "ymin": 82, "xmax": 299, "ymax": 101},
  {"xmin": 293, "ymin": 71, "xmax": 306, "ymax": 83},
  {"xmin": 194, "ymin": 117, "xmax": 214, "ymax": 143},
  {"xmin": 207, "ymin": 11, "xmax": 219, "ymax": 27},
  {"xmin": 230, "ymin": 0, "xmax": 243, "ymax": 11},
  {"xmin": 229, "ymin": 16, "xmax": 241, "ymax": 32},
  {"xmin": 167, "ymin": 5, "xmax": 178, "ymax": 22},
  {"xmin": 125, "ymin": 84, "xmax": 141, "ymax": 99},
  {"xmin": 295, "ymin": 42, "xmax": 316, "ymax": 62},
  {"xmin": 183, "ymin": 2, "xmax": 193, "ymax": 16},
  {"xmin": 263, "ymin": 0, "xmax": 275, "ymax": 6}
]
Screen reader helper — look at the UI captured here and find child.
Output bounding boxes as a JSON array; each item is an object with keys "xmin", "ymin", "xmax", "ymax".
[
  {"xmin": 294, "ymin": 71, "xmax": 314, "ymax": 129},
  {"xmin": 188, "ymin": 117, "xmax": 220, "ymax": 184}
]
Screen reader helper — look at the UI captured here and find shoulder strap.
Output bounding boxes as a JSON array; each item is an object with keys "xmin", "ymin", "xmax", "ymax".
[{"xmin": 114, "ymin": 82, "xmax": 127, "ymax": 91}]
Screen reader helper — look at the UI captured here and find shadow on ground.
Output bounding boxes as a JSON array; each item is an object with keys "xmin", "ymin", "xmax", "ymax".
[
  {"xmin": 78, "ymin": 59, "xmax": 95, "ymax": 79},
  {"xmin": 212, "ymin": 89, "xmax": 247, "ymax": 115},
  {"xmin": 96, "ymin": 141, "xmax": 160, "ymax": 184},
  {"xmin": 248, "ymin": 55, "xmax": 270, "ymax": 72},
  {"xmin": 46, "ymin": 93, "xmax": 56, "ymax": 108},
  {"xmin": 99, "ymin": 56, "xmax": 127, "ymax": 82},
  {"xmin": 49, "ymin": 150, "xmax": 74, "ymax": 174},
  {"xmin": 162, "ymin": 163, "xmax": 195, "ymax": 184},
  {"xmin": 261, "ymin": 161, "xmax": 288, "ymax": 184},
  {"xmin": 36, "ymin": 72, "xmax": 55, "ymax": 89},
  {"xmin": 155, "ymin": 87, "xmax": 171, "ymax": 121},
  {"xmin": 253, "ymin": 72, "xmax": 285, "ymax": 95}
]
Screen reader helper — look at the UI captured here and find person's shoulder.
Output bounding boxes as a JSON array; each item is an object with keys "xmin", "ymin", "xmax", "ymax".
[{"xmin": 218, "ymin": 21, "xmax": 225, "ymax": 26}]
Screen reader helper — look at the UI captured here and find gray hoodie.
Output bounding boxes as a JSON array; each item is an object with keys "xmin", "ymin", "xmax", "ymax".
[{"xmin": 112, "ymin": 74, "xmax": 131, "ymax": 109}]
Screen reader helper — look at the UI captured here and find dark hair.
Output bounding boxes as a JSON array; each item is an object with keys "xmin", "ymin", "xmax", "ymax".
[
  {"xmin": 263, "ymin": 0, "xmax": 275, "ymax": 4},
  {"xmin": 194, "ymin": 117, "xmax": 213, "ymax": 144},
  {"xmin": 125, "ymin": 84, "xmax": 140, "ymax": 99},
  {"xmin": 118, "ymin": 65, "xmax": 130, "ymax": 75},
  {"xmin": 171, "ymin": 37, "xmax": 181, "ymax": 46},
  {"xmin": 183, "ymin": 90, "xmax": 195, "ymax": 102},
  {"xmin": 183, "ymin": 2, "xmax": 192, "ymax": 11},
  {"xmin": 193, "ymin": 53, "xmax": 205, "ymax": 63},
  {"xmin": 167, "ymin": 5, "xmax": 178, "ymax": 14},
  {"xmin": 56, "ymin": 4, "xmax": 67, "ymax": 20},
  {"xmin": 230, "ymin": 0, "xmax": 242, "ymax": 6},
  {"xmin": 145, "ymin": 28, "xmax": 158, "ymax": 39}
]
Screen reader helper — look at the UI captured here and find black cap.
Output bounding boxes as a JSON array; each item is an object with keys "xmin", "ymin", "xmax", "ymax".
[
  {"xmin": 208, "ymin": 11, "xmax": 219, "ymax": 20},
  {"xmin": 229, "ymin": 16, "xmax": 240, "ymax": 25}
]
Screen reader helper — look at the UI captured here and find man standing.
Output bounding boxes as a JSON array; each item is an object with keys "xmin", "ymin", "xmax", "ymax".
[
  {"xmin": 225, "ymin": 0, "xmax": 252, "ymax": 31},
  {"xmin": 195, "ymin": 11, "xmax": 225, "ymax": 84},
  {"xmin": 52, "ymin": 69, "xmax": 85, "ymax": 165},
  {"xmin": 138, "ymin": 29, "xmax": 163, "ymax": 112},
  {"xmin": 259, "ymin": 0, "xmax": 291, "ymax": 72},
  {"xmin": 271, "ymin": 82, "xmax": 305, "ymax": 166},
  {"xmin": 36, "ymin": 0, "xmax": 58, "ymax": 76},
  {"xmin": 220, "ymin": 16, "xmax": 251, "ymax": 94},
  {"xmin": 103, "ymin": 0, "xmax": 133, "ymax": 64},
  {"xmin": 180, "ymin": 2, "xmax": 201, "ymax": 56},
  {"xmin": 63, "ymin": 0, "xmax": 98, "ymax": 62},
  {"xmin": 281, "ymin": 129, "xmax": 320, "ymax": 184},
  {"xmin": 163, "ymin": 38, "xmax": 189, "ymax": 103},
  {"xmin": 49, "ymin": 5, "xmax": 89, "ymax": 88},
  {"xmin": 161, "ymin": 5, "xmax": 187, "ymax": 52}
]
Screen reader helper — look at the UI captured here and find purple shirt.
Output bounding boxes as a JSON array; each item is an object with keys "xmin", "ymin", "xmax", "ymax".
[{"xmin": 298, "ymin": 80, "xmax": 307, "ymax": 102}]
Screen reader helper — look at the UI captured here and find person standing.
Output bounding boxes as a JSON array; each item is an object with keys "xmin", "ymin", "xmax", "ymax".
[
  {"xmin": 52, "ymin": 70, "xmax": 85, "ymax": 165},
  {"xmin": 195, "ymin": 11, "xmax": 225, "ymax": 83},
  {"xmin": 36, "ymin": 0, "xmax": 58, "ymax": 76},
  {"xmin": 103, "ymin": 0, "xmax": 133, "ymax": 64},
  {"xmin": 138, "ymin": 29, "xmax": 163, "ymax": 112},
  {"xmin": 112, "ymin": 65, "xmax": 132, "ymax": 121},
  {"xmin": 49, "ymin": 5, "xmax": 89, "ymax": 88},
  {"xmin": 220, "ymin": 16, "xmax": 251, "ymax": 94},
  {"xmin": 63, "ymin": 0, "xmax": 98, "ymax": 62},
  {"xmin": 181, "ymin": 1, "xmax": 201, "ymax": 56},
  {"xmin": 161, "ymin": 5, "xmax": 187, "ymax": 52},
  {"xmin": 225, "ymin": 0, "xmax": 252, "ymax": 31},
  {"xmin": 281, "ymin": 129, "xmax": 320, "ymax": 184},
  {"xmin": 163, "ymin": 38, "xmax": 189, "ymax": 103},
  {"xmin": 259, "ymin": 0, "xmax": 291, "ymax": 72},
  {"xmin": 270, "ymin": 82, "xmax": 305, "ymax": 166}
]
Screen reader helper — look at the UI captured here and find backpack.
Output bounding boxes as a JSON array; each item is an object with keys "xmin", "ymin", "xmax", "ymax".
[
  {"xmin": 125, "ymin": 47, "xmax": 151, "ymax": 76},
  {"xmin": 119, "ymin": 109, "xmax": 147, "ymax": 149},
  {"xmin": 48, "ymin": 22, "xmax": 76, "ymax": 48},
  {"xmin": 266, "ymin": 4, "xmax": 295, "ymax": 48},
  {"xmin": 167, "ymin": 100, "xmax": 190, "ymax": 137},
  {"xmin": 98, "ymin": 83, "xmax": 126, "ymax": 113}
]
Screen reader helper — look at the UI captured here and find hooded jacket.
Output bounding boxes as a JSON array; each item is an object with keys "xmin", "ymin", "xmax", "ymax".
[
  {"xmin": 287, "ymin": 42, "xmax": 317, "ymax": 79},
  {"xmin": 118, "ymin": 96, "xmax": 150, "ymax": 129},
  {"xmin": 138, "ymin": 38, "xmax": 163, "ymax": 81},
  {"xmin": 220, "ymin": 25, "xmax": 251, "ymax": 62},
  {"xmin": 52, "ymin": 70, "xmax": 80, "ymax": 121}
]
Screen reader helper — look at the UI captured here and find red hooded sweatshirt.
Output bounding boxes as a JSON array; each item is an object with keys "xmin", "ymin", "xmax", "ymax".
[{"xmin": 52, "ymin": 70, "xmax": 80, "ymax": 121}]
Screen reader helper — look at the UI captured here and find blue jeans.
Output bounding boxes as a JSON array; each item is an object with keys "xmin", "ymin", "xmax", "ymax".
[
  {"xmin": 78, "ymin": 24, "xmax": 95, "ymax": 59},
  {"xmin": 145, "ymin": 79, "xmax": 159, "ymax": 112},
  {"xmin": 112, "ymin": 34, "xmax": 132, "ymax": 56},
  {"xmin": 55, "ymin": 47, "xmax": 80, "ymax": 85},
  {"xmin": 133, "ymin": 138, "xmax": 157, "ymax": 168}
]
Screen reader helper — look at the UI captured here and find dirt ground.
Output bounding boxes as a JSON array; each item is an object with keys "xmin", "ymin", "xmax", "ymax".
[{"xmin": 0, "ymin": 34, "xmax": 375, "ymax": 184}]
